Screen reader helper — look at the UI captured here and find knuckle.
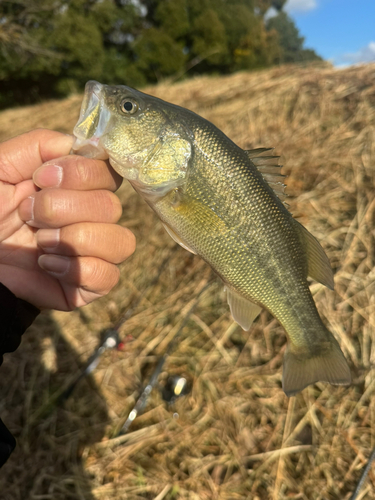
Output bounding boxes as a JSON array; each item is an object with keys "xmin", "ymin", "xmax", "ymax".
[
  {"xmin": 38, "ymin": 190, "xmax": 59, "ymax": 225},
  {"xmin": 120, "ymin": 228, "xmax": 136, "ymax": 259},
  {"xmin": 71, "ymin": 156, "xmax": 91, "ymax": 185},
  {"xmin": 97, "ymin": 191, "xmax": 123, "ymax": 221},
  {"xmin": 108, "ymin": 264, "xmax": 120, "ymax": 289},
  {"xmin": 101, "ymin": 226, "xmax": 136, "ymax": 264},
  {"xmin": 112, "ymin": 195, "xmax": 123, "ymax": 221},
  {"xmin": 85, "ymin": 259, "xmax": 120, "ymax": 293},
  {"xmin": 71, "ymin": 224, "xmax": 90, "ymax": 253}
]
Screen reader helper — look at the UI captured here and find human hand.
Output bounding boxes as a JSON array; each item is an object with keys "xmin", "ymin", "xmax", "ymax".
[{"xmin": 0, "ymin": 129, "xmax": 135, "ymax": 310}]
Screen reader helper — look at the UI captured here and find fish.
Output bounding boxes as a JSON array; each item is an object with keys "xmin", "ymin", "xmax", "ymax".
[{"xmin": 72, "ymin": 80, "xmax": 351, "ymax": 396}]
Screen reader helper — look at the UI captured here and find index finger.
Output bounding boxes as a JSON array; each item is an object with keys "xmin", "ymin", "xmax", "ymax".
[
  {"xmin": 33, "ymin": 155, "xmax": 123, "ymax": 191},
  {"xmin": 0, "ymin": 129, "xmax": 74, "ymax": 184}
]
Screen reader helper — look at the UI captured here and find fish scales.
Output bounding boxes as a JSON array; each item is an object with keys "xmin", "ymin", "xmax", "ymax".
[
  {"xmin": 154, "ymin": 117, "xmax": 319, "ymax": 344},
  {"xmin": 72, "ymin": 81, "xmax": 351, "ymax": 396}
]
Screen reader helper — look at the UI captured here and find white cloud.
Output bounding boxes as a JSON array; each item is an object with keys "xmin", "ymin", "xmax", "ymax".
[
  {"xmin": 264, "ymin": 6, "xmax": 278, "ymax": 21},
  {"xmin": 284, "ymin": 0, "xmax": 317, "ymax": 13},
  {"xmin": 342, "ymin": 42, "xmax": 375, "ymax": 64},
  {"xmin": 264, "ymin": 1, "xmax": 317, "ymax": 20}
]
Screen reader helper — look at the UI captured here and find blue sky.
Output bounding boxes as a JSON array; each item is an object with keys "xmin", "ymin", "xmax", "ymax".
[{"xmin": 267, "ymin": 0, "xmax": 375, "ymax": 66}]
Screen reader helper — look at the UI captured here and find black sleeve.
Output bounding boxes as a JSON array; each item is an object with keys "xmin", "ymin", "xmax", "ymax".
[
  {"xmin": 0, "ymin": 419, "xmax": 16, "ymax": 468},
  {"xmin": 0, "ymin": 282, "xmax": 40, "ymax": 467},
  {"xmin": 0, "ymin": 282, "xmax": 40, "ymax": 365}
]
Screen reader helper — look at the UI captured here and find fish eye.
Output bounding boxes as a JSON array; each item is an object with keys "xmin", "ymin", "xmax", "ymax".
[{"xmin": 120, "ymin": 99, "xmax": 138, "ymax": 115}]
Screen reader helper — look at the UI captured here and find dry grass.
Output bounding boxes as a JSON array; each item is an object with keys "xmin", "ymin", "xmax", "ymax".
[{"xmin": 1, "ymin": 62, "xmax": 375, "ymax": 499}]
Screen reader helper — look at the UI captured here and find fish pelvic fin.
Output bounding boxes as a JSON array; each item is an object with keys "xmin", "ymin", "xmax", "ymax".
[
  {"xmin": 226, "ymin": 288, "xmax": 262, "ymax": 331},
  {"xmin": 282, "ymin": 336, "xmax": 351, "ymax": 397}
]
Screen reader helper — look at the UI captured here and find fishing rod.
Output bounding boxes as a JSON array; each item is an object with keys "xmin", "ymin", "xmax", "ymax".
[
  {"xmin": 57, "ymin": 248, "xmax": 177, "ymax": 403},
  {"xmin": 116, "ymin": 278, "xmax": 212, "ymax": 436},
  {"xmin": 349, "ymin": 447, "xmax": 375, "ymax": 500},
  {"xmin": 57, "ymin": 328, "xmax": 124, "ymax": 403}
]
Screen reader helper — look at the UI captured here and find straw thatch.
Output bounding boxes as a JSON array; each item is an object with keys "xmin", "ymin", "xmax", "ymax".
[{"xmin": 1, "ymin": 62, "xmax": 374, "ymax": 499}]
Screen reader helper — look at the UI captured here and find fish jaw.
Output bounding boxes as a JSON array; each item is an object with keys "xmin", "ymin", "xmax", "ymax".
[{"xmin": 72, "ymin": 81, "xmax": 111, "ymax": 160}]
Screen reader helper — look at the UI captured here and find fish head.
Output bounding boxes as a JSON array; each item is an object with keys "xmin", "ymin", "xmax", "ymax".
[{"xmin": 73, "ymin": 81, "xmax": 192, "ymax": 197}]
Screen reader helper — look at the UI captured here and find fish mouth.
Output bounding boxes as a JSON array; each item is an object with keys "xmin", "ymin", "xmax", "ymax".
[{"xmin": 72, "ymin": 81, "xmax": 111, "ymax": 160}]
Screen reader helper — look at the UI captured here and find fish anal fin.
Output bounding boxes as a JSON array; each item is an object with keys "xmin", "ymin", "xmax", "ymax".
[
  {"xmin": 244, "ymin": 148, "xmax": 288, "ymax": 207},
  {"xmin": 295, "ymin": 220, "xmax": 334, "ymax": 290},
  {"xmin": 162, "ymin": 223, "xmax": 197, "ymax": 255},
  {"xmin": 282, "ymin": 340, "xmax": 351, "ymax": 397},
  {"xmin": 226, "ymin": 288, "xmax": 262, "ymax": 331}
]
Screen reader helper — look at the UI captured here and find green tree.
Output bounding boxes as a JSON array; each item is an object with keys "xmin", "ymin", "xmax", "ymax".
[
  {"xmin": 0, "ymin": 0, "xmax": 322, "ymax": 109},
  {"xmin": 0, "ymin": 0, "xmax": 142, "ymax": 107},
  {"xmin": 255, "ymin": 0, "xmax": 287, "ymax": 15},
  {"xmin": 136, "ymin": 0, "xmax": 284, "ymax": 80},
  {"xmin": 266, "ymin": 11, "xmax": 322, "ymax": 63},
  {"xmin": 134, "ymin": 28, "xmax": 187, "ymax": 81},
  {"xmin": 218, "ymin": 2, "xmax": 280, "ymax": 71},
  {"xmin": 191, "ymin": 8, "xmax": 228, "ymax": 65}
]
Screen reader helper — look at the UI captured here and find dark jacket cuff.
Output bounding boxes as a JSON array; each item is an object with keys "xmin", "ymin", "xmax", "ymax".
[
  {"xmin": 0, "ymin": 282, "xmax": 40, "ymax": 468},
  {"xmin": 0, "ymin": 282, "xmax": 40, "ymax": 365}
]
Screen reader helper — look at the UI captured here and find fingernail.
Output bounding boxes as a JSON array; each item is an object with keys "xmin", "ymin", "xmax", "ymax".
[
  {"xmin": 19, "ymin": 196, "xmax": 35, "ymax": 224},
  {"xmin": 37, "ymin": 229, "xmax": 60, "ymax": 250},
  {"xmin": 33, "ymin": 164, "xmax": 63, "ymax": 188},
  {"xmin": 38, "ymin": 254, "xmax": 70, "ymax": 275}
]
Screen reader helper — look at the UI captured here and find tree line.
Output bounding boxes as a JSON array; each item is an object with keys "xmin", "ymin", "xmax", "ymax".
[{"xmin": 0, "ymin": 0, "xmax": 322, "ymax": 109}]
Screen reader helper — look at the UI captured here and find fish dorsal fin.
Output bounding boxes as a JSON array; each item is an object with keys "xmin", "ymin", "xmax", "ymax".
[
  {"xmin": 245, "ymin": 147, "xmax": 275, "ymax": 158},
  {"xmin": 245, "ymin": 148, "xmax": 288, "ymax": 206},
  {"xmin": 226, "ymin": 287, "xmax": 262, "ymax": 331},
  {"xmin": 162, "ymin": 223, "xmax": 197, "ymax": 255},
  {"xmin": 294, "ymin": 220, "xmax": 334, "ymax": 290}
]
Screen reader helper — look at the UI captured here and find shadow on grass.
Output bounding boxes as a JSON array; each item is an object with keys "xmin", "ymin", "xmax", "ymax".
[{"xmin": 0, "ymin": 310, "xmax": 108, "ymax": 500}]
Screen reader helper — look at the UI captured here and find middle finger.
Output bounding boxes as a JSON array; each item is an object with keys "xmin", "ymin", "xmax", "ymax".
[{"xmin": 19, "ymin": 189, "xmax": 123, "ymax": 228}]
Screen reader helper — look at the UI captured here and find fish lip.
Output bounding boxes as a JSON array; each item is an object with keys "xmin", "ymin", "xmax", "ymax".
[{"xmin": 72, "ymin": 81, "xmax": 111, "ymax": 159}]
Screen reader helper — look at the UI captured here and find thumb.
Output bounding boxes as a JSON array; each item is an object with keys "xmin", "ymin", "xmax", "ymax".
[{"xmin": 0, "ymin": 129, "xmax": 74, "ymax": 184}]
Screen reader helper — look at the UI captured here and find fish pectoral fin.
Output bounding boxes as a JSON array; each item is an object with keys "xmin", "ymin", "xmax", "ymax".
[
  {"xmin": 162, "ymin": 223, "xmax": 197, "ymax": 255},
  {"xmin": 294, "ymin": 220, "xmax": 334, "ymax": 290},
  {"xmin": 226, "ymin": 288, "xmax": 262, "ymax": 331},
  {"xmin": 244, "ymin": 148, "xmax": 288, "ymax": 206},
  {"xmin": 282, "ymin": 339, "xmax": 351, "ymax": 397}
]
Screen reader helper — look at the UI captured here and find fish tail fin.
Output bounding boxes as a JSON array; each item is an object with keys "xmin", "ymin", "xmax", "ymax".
[{"xmin": 282, "ymin": 333, "xmax": 351, "ymax": 397}]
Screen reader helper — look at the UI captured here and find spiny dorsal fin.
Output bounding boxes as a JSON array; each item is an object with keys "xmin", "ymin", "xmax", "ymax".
[
  {"xmin": 244, "ymin": 148, "xmax": 288, "ymax": 206},
  {"xmin": 294, "ymin": 220, "xmax": 334, "ymax": 290}
]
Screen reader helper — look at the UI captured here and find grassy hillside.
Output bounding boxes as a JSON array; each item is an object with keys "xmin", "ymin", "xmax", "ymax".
[{"xmin": 1, "ymin": 63, "xmax": 375, "ymax": 499}]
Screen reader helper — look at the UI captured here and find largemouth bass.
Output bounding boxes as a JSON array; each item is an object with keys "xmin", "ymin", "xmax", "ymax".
[{"xmin": 72, "ymin": 81, "xmax": 351, "ymax": 396}]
